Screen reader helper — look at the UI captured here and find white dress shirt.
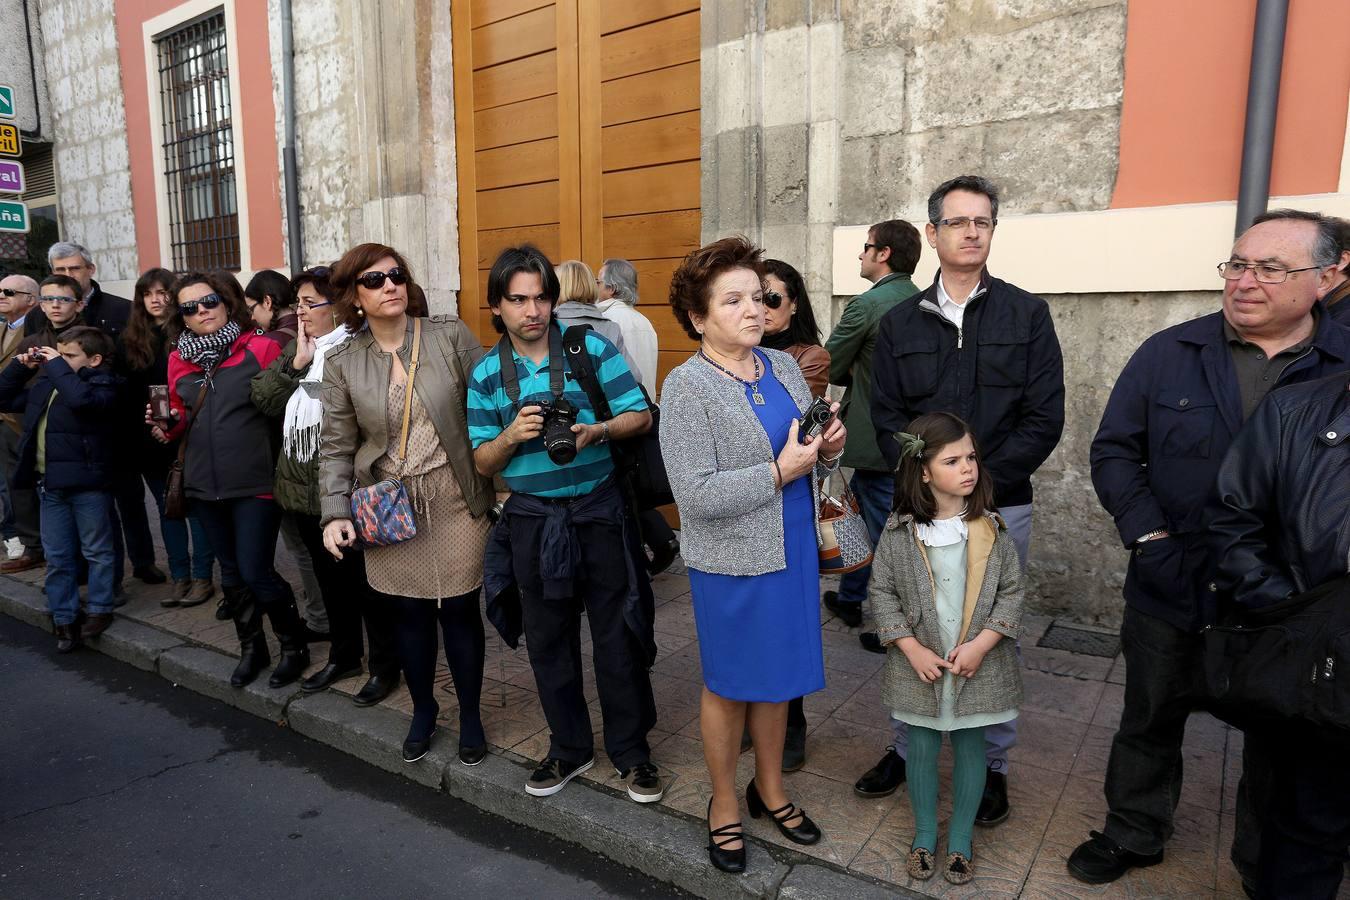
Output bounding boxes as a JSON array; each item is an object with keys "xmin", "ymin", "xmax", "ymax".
[
  {"xmin": 597, "ymin": 298, "xmax": 659, "ymax": 397},
  {"xmin": 934, "ymin": 275, "xmax": 986, "ymax": 335}
]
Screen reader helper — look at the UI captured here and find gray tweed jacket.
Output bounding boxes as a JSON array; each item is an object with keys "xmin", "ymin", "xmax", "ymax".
[
  {"xmin": 869, "ymin": 512, "xmax": 1025, "ymax": 718},
  {"xmin": 659, "ymin": 347, "xmax": 838, "ymax": 576}
]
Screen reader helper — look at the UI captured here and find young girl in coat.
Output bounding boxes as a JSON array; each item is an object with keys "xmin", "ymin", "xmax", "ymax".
[{"xmin": 869, "ymin": 411, "xmax": 1025, "ymax": 885}]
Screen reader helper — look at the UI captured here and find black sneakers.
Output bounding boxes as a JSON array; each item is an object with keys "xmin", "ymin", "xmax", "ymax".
[
  {"xmin": 1067, "ymin": 830, "xmax": 1164, "ymax": 884},
  {"xmin": 525, "ymin": 755, "xmax": 594, "ymax": 797}
]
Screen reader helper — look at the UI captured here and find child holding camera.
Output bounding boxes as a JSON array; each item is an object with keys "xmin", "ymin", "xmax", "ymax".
[
  {"xmin": 0, "ymin": 326, "xmax": 120, "ymax": 652},
  {"xmin": 869, "ymin": 411, "xmax": 1024, "ymax": 885}
]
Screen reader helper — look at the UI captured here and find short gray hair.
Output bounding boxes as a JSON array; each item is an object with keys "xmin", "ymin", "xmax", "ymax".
[
  {"xmin": 1251, "ymin": 209, "xmax": 1342, "ymax": 268},
  {"xmin": 927, "ymin": 175, "xmax": 1000, "ymax": 225},
  {"xmin": 47, "ymin": 241, "xmax": 93, "ymax": 265},
  {"xmin": 600, "ymin": 258, "xmax": 639, "ymax": 304}
]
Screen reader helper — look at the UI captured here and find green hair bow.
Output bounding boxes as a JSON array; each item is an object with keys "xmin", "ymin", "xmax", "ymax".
[{"xmin": 895, "ymin": 432, "xmax": 926, "ymax": 460}]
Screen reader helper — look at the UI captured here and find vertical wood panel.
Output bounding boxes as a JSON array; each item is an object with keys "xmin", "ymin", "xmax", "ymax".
[
  {"xmin": 452, "ymin": 0, "xmax": 481, "ymax": 329},
  {"xmin": 555, "ymin": 1, "xmax": 582, "ymax": 260},
  {"xmin": 577, "ymin": 0, "xmax": 604, "ymax": 265}
]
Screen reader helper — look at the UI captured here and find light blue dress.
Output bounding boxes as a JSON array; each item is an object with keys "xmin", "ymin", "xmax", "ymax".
[
  {"xmin": 891, "ymin": 522, "xmax": 1017, "ymax": 731},
  {"xmin": 687, "ymin": 351, "xmax": 826, "ymax": 702}
]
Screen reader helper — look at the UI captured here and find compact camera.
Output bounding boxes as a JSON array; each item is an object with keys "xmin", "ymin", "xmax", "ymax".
[
  {"xmin": 527, "ymin": 398, "xmax": 580, "ymax": 465},
  {"xmin": 799, "ymin": 396, "xmax": 834, "ymax": 442}
]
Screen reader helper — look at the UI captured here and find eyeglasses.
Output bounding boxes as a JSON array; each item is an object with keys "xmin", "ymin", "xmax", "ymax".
[
  {"xmin": 1217, "ymin": 260, "xmax": 1324, "ymax": 284},
  {"xmin": 356, "ymin": 267, "xmax": 408, "ymax": 290},
  {"xmin": 40, "ymin": 295, "xmax": 79, "ymax": 306},
  {"xmin": 299, "ymin": 300, "xmax": 334, "ymax": 311},
  {"xmin": 178, "ymin": 294, "xmax": 224, "ymax": 316},
  {"xmin": 763, "ymin": 290, "xmax": 785, "ymax": 309},
  {"xmin": 0, "ymin": 288, "xmax": 34, "ymax": 298},
  {"xmin": 937, "ymin": 216, "xmax": 995, "ymax": 230}
]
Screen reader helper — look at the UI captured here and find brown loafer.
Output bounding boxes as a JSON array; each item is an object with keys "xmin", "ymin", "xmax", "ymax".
[
  {"xmin": 943, "ymin": 851, "xmax": 974, "ymax": 885},
  {"xmin": 180, "ymin": 579, "xmax": 215, "ymax": 608},
  {"xmin": 82, "ymin": 612, "xmax": 115, "ymax": 640},
  {"xmin": 906, "ymin": 847, "xmax": 935, "ymax": 881},
  {"xmin": 1, "ymin": 551, "xmax": 45, "ymax": 574}
]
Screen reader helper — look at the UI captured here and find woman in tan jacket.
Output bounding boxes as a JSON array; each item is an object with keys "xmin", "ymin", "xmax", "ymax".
[
  {"xmin": 762, "ymin": 259, "xmax": 830, "ymax": 397},
  {"xmin": 318, "ymin": 243, "xmax": 495, "ymax": 767}
]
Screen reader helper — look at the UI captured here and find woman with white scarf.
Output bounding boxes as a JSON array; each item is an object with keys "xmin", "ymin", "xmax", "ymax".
[{"xmin": 251, "ymin": 267, "xmax": 399, "ymax": 702}]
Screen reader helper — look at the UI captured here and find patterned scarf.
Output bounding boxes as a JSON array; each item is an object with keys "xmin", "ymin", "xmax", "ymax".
[{"xmin": 176, "ymin": 320, "xmax": 241, "ymax": 375}]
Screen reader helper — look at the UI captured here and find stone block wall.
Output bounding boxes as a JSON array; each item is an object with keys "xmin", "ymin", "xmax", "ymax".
[{"xmin": 35, "ymin": 0, "xmax": 137, "ymax": 281}]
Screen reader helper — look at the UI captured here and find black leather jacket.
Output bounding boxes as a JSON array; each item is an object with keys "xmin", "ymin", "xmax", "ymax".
[{"xmin": 1211, "ymin": 372, "xmax": 1350, "ymax": 608}]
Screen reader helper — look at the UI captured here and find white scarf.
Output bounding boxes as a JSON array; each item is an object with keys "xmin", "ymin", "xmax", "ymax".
[{"xmin": 282, "ymin": 326, "xmax": 352, "ymax": 463}]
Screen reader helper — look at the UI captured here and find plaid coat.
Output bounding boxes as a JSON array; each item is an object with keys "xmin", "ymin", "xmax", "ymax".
[{"xmin": 869, "ymin": 511, "xmax": 1024, "ymax": 719}]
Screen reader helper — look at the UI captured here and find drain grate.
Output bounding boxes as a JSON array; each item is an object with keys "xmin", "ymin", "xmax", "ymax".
[{"xmin": 1037, "ymin": 621, "xmax": 1120, "ymax": 658}]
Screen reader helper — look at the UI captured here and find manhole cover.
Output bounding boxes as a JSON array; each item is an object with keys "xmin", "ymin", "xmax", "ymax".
[{"xmin": 1038, "ymin": 622, "xmax": 1120, "ymax": 658}]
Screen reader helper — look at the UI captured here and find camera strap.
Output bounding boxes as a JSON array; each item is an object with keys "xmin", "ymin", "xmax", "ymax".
[
  {"xmin": 495, "ymin": 324, "xmax": 566, "ymax": 408},
  {"xmin": 560, "ymin": 325, "xmax": 613, "ymax": 420}
]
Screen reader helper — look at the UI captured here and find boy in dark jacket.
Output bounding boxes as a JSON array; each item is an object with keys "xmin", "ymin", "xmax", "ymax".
[{"xmin": 0, "ymin": 326, "xmax": 120, "ymax": 652}]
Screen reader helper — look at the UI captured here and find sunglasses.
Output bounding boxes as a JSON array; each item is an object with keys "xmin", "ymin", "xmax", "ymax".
[
  {"xmin": 356, "ymin": 267, "xmax": 408, "ymax": 290},
  {"xmin": 178, "ymin": 294, "xmax": 224, "ymax": 316},
  {"xmin": 40, "ymin": 295, "xmax": 80, "ymax": 306},
  {"xmin": 1, "ymin": 288, "xmax": 33, "ymax": 298},
  {"xmin": 763, "ymin": 290, "xmax": 785, "ymax": 309}
]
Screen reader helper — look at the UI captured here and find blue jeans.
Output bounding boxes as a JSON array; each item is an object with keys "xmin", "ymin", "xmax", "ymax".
[
  {"xmin": 143, "ymin": 472, "xmax": 214, "ymax": 581},
  {"xmin": 891, "ymin": 501, "xmax": 1033, "ymax": 773},
  {"xmin": 190, "ymin": 497, "xmax": 285, "ymax": 602},
  {"xmin": 40, "ymin": 485, "xmax": 117, "ymax": 624},
  {"xmin": 835, "ymin": 469, "xmax": 896, "ymax": 607}
]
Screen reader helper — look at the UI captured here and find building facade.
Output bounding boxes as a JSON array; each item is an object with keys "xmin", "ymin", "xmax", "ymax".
[{"xmin": 15, "ymin": 0, "xmax": 1350, "ymax": 623}]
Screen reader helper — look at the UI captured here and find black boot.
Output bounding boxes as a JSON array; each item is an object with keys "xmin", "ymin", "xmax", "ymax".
[
  {"xmin": 229, "ymin": 589, "xmax": 270, "ymax": 687},
  {"xmin": 265, "ymin": 585, "xmax": 310, "ymax": 689}
]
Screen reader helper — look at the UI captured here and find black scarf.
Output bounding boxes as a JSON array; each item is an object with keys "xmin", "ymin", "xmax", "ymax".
[
  {"xmin": 177, "ymin": 320, "xmax": 241, "ymax": 375},
  {"xmin": 760, "ymin": 329, "xmax": 796, "ymax": 352}
]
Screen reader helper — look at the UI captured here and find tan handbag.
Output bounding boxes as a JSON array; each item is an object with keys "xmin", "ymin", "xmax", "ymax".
[{"xmin": 818, "ymin": 483, "xmax": 874, "ymax": 575}]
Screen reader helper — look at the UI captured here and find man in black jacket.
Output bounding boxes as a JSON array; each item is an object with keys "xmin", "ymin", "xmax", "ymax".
[
  {"xmin": 861, "ymin": 175, "xmax": 1066, "ymax": 824},
  {"xmin": 1209, "ymin": 372, "xmax": 1349, "ymax": 899}
]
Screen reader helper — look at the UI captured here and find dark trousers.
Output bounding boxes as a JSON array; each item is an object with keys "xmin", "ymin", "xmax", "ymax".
[
  {"xmin": 386, "ymin": 589, "xmax": 484, "ymax": 746},
  {"xmin": 1253, "ymin": 735, "xmax": 1350, "ymax": 899},
  {"xmin": 110, "ymin": 468, "xmax": 156, "ymax": 571},
  {"xmin": 295, "ymin": 512, "xmax": 396, "ymax": 679},
  {"xmin": 0, "ymin": 424, "xmax": 39, "ymax": 546},
  {"xmin": 191, "ymin": 497, "xmax": 288, "ymax": 605},
  {"xmin": 509, "ymin": 512, "xmax": 656, "ymax": 773}
]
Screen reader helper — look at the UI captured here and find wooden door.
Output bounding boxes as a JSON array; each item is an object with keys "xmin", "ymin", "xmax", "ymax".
[{"xmin": 452, "ymin": 0, "xmax": 701, "ymax": 392}]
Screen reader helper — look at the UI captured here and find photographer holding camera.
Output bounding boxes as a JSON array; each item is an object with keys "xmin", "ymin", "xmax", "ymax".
[{"xmin": 468, "ymin": 245, "xmax": 662, "ymax": 805}]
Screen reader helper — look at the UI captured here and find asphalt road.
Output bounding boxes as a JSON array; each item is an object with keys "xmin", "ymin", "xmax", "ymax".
[{"xmin": 0, "ymin": 614, "xmax": 683, "ymax": 899}]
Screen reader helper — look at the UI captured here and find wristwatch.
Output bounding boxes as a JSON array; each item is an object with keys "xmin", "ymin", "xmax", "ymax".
[
  {"xmin": 1135, "ymin": 529, "xmax": 1168, "ymax": 545},
  {"xmin": 598, "ymin": 421, "xmax": 610, "ymax": 444}
]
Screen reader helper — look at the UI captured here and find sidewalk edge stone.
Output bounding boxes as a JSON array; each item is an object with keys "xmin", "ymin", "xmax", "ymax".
[
  {"xmin": 777, "ymin": 861, "xmax": 928, "ymax": 899},
  {"xmin": 287, "ymin": 691, "xmax": 454, "ymax": 791},
  {"xmin": 157, "ymin": 645, "xmax": 299, "ymax": 722},
  {"xmin": 86, "ymin": 617, "xmax": 185, "ymax": 672},
  {"xmin": 0, "ymin": 576, "xmax": 50, "ymax": 629}
]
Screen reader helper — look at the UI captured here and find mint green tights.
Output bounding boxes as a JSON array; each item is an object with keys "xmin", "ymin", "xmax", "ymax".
[{"xmin": 907, "ymin": 725, "xmax": 987, "ymax": 858}]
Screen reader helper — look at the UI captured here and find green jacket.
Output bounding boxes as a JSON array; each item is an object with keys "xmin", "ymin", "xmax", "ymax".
[
  {"xmin": 824, "ymin": 271, "xmax": 918, "ymax": 472},
  {"xmin": 251, "ymin": 339, "xmax": 323, "ymax": 515}
]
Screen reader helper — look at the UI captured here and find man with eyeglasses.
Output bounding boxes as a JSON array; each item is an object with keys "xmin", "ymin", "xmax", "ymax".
[
  {"xmin": 0, "ymin": 274, "xmax": 41, "ymax": 565},
  {"xmin": 32, "ymin": 241, "xmax": 131, "ymax": 339},
  {"xmin": 865, "ymin": 175, "xmax": 1066, "ymax": 828},
  {"xmin": 1068, "ymin": 208, "xmax": 1350, "ymax": 888}
]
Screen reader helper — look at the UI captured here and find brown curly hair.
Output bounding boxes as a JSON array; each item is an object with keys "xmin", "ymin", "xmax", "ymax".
[
  {"xmin": 329, "ymin": 243, "xmax": 416, "ymax": 330},
  {"xmin": 667, "ymin": 236, "xmax": 765, "ymax": 341}
]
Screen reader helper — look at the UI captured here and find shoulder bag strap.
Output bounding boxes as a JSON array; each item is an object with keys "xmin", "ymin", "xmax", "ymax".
[
  {"xmin": 174, "ymin": 377, "xmax": 212, "ymax": 467},
  {"xmin": 396, "ymin": 317, "xmax": 422, "ymax": 463},
  {"xmin": 561, "ymin": 325, "xmax": 612, "ymax": 419},
  {"xmin": 547, "ymin": 324, "xmax": 567, "ymax": 402}
]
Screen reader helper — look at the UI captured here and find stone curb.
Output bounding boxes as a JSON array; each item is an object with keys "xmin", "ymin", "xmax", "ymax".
[{"xmin": 0, "ymin": 579, "xmax": 921, "ymax": 899}]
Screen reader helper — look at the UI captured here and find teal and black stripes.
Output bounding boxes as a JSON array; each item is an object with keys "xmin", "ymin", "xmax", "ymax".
[{"xmin": 466, "ymin": 330, "xmax": 647, "ymax": 498}]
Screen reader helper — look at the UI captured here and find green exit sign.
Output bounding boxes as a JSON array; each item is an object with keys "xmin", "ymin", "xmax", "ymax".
[
  {"xmin": 0, "ymin": 86, "xmax": 12, "ymax": 120},
  {"xmin": 0, "ymin": 200, "xmax": 28, "ymax": 234}
]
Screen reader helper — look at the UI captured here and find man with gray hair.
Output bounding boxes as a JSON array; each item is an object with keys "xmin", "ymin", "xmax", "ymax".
[
  {"xmin": 31, "ymin": 241, "xmax": 131, "ymax": 338},
  {"xmin": 0, "ymin": 273, "xmax": 42, "ymax": 565},
  {"xmin": 597, "ymin": 258, "xmax": 658, "ymax": 396}
]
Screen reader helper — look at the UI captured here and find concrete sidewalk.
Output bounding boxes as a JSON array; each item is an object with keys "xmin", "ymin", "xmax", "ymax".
[{"xmin": 3, "ymin": 554, "xmax": 1335, "ymax": 899}]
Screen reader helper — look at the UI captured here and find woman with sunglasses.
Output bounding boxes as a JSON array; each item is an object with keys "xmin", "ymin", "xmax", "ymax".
[
  {"xmin": 762, "ymin": 259, "xmax": 830, "ymax": 397},
  {"xmin": 151, "ymin": 271, "xmax": 310, "ymax": 689},
  {"xmin": 318, "ymin": 243, "xmax": 495, "ymax": 765},
  {"xmin": 121, "ymin": 267, "xmax": 216, "ymax": 608},
  {"xmin": 250, "ymin": 266, "xmax": 399, "ymax": 704}
]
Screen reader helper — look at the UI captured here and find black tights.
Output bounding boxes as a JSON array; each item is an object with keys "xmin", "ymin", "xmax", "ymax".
[{"xmin": 387, "ymin": 588, "xmax": 485, "ymax": 747}]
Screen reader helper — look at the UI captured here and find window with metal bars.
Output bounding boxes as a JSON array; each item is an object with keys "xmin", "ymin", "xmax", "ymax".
[{"xmin": 155, "ymin": 11, "xmax": 239, "ymax": 271}]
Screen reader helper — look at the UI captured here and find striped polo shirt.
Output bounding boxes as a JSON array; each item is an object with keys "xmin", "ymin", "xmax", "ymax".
[{"xmin": 466, "ymin": 329, "xmax": 648, "ymax": 498}]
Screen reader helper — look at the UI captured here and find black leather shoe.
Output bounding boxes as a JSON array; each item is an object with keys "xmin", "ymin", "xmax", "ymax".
[
  {"xmin": 859, "ymin": 632, "xmax": 886, "ymax": 654},
  {"xmin": 301, "ymin": 661, "xmax": 362, "ymax": 693},
  {"xmin": 1066, "ymin": 830, "xmax": 1164, "ymax": 884},
  {"xmin": 855, "ymin": 747, "xmax": 906, "ymax": 798},
  {"xmin": 707, "ymin": 798, "xmax": 746, "ymax": 873},
  {"xmin": 822, "ymin": 590, "xmax": 863, "ymax": 627},
  {"xmin": 746, "ymin": 778, "xmax": 820, "ymax": 845},
  {"xmin": 134, "ymin": 564, "xmax": 167, "ymax": 584},
  {"xmin": 231, "ymin": 645, "xmax": 269, "ymax": 687},
  {"xmin": 782, "ymin": 723, "xmax": 807, "ymax": 772},
  {"xmin": 459, "ymin": 743, "xmax": 488, "ymax": 766},
  {"xmin": 268, "ymin": 649, "xmax": 310, "ymax": 688},
  {"xmin": 353, "ymin": 673, "xmax": 400, "ymax": 707},
  {"xmin": 403, "ymin": 726, "xmax": 437, "ymax": 763},
  {"xmin": 975, "ymin": 769, "xmax": 1010, "ymax": 826}
]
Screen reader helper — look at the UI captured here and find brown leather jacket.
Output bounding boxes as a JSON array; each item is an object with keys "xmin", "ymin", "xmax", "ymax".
[{"xmin": 318, "ymin": 315, "xmax": 493, "ymax": 524}]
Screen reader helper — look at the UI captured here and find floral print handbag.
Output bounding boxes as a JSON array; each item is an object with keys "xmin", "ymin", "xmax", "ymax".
[{"xmin": 349, "ymin": 318, "xmax": 422, "ymax": 547}]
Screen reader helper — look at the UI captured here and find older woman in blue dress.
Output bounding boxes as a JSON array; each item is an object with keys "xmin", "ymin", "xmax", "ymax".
[{"xmin": 659, "ymin": 237, "xmax": 845, "ymax": 873}]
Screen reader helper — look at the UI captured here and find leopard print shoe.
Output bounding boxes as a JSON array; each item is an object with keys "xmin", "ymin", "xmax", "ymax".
[
  {"xmin": 944, "ymin": 851, "xmax": 974, "ymax": 885},
  {"xmin": 906, "ymin": 847, "xmax": 935, "ymax": 881}
]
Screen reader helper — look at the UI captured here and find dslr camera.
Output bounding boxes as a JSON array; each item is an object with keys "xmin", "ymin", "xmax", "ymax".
[
  {"xmin": 799, "ymin": 396, "xmax": 834, "ymax": 442},
  {"xmin": 527, "ymin": 397, "xmax": 580, "ymax": 465}
]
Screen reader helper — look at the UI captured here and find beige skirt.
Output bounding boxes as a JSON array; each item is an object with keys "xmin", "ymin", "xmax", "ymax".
[{"xmin": 363, "ymin": 463, "xmax": 490, "ymax": 600}]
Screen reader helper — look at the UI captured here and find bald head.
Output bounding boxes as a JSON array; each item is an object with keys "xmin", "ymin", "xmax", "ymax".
[{"xmin": 0, "ymin": 274, "xmax": 40, "ymax": 321}]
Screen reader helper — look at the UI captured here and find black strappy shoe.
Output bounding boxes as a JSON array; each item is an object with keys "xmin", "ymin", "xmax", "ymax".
[
  {"xmin": 706, "ymin": 798, "xmax": 746, "ymax": 872},
  {"xmin": 746, "ymin": 778, "xmax": 822, "ymax": 845}
]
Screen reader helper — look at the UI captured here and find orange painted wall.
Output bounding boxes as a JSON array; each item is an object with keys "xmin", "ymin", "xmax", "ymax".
[
  {"xmin": 1111, "ymin": 0, "xmax": 1350, "ymax": 208},
  {"xmin": 116, "ymin": 0, "xmax": 284, "ymax": 270}
]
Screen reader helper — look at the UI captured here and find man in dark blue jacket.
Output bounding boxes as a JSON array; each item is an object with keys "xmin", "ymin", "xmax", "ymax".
[
  {"xmin": 1068, "ymin": 209, "xmax": 1350, "ymax": 887},
  {"xmin": 866, "ymin": 175, "xmax": 1065, "ymax": 824},
  {"xmin": 0, "ymin": 326, "xmax": 120, "ymax": 654}
]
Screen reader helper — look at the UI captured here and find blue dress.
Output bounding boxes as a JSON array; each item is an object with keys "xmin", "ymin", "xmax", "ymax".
[{"xmin": 688, "ymin": 351, "xmax": 827, "ymax": 702}]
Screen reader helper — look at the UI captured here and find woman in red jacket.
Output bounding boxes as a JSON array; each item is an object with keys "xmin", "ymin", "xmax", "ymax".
[{"xmin": 151, "ymin": 271, "xmax": 309, "ymax": 689}]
